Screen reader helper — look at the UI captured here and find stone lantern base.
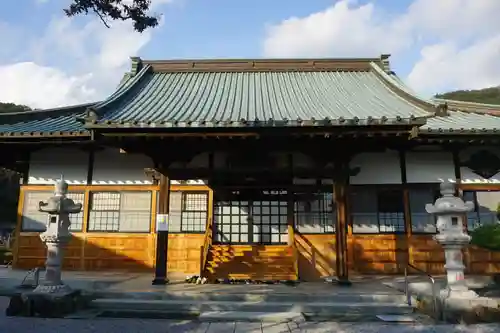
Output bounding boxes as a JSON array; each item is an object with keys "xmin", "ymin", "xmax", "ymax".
[{"xmin": 6, "ymin": 289, "xmax": 85, "ymax": 318}]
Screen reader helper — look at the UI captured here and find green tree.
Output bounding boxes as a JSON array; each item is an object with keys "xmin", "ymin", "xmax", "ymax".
[
  {"xmin": 0, "ymin": 102, "xmax": 31, "ymax": 113},
  {"xmin": 64, "ymin": 0, "xmax": 160, "ymax": 33}
]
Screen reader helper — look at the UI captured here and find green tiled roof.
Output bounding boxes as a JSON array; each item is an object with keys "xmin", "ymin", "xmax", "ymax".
[
  {"xmin": 423, "ymin": 110, "xmax": 500, "ymax": 135},
  {"xmin": 0, "ymin": 103, "xmax": 94, "ymax": 138},
  {"xmin": 420, "ymin": 97, "xmax": 500, "ymax": 135},
  {"xmin": 82, "ymin": 58, "xmax": 435, "ymax": 128},
  {"xmin": 3, "ymin": 57, "xmax": 500, "ymax": 138}
]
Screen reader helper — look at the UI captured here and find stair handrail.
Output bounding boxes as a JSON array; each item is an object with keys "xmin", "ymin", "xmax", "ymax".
[
  {"xmin": 200, "ymin": 214, "xmax": 213, "ymax": 277},
  {"xmin": 404, "ymin": 263, "xmax": 439, "ymax": 320},
  {"xmin": 291, "ymin": 241, "xmax": 298, "ymax": 280}
]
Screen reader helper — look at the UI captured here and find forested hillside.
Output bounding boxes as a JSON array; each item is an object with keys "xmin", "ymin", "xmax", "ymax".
[{"xmin": 435, "ymin": 86, "xmax": 500, "ymax": 104}]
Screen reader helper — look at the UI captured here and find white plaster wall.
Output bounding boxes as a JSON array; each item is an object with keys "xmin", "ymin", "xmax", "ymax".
[
  {"xmin": 460, "ymin": 147, "xmax": 500, "ymax": 184},
  {"xmin": 349, "ymin": 151, "xmax": 402, "ymax": 184},
  {"xmin": 28, "ymin": 147, "xmax": 89, "ymax": 184},
  {"xmin": 92, "ymin": 148, "xmax": 154, "ymax": 185},
  {"xmin": 405, "ymin": 151, "xmax": 456, "ymax": 183}
]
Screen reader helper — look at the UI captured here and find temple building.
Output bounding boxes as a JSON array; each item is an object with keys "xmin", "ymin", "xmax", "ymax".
[{"xmin": 2, "ymin": 55, "xmax": 500, "ymax": 283}]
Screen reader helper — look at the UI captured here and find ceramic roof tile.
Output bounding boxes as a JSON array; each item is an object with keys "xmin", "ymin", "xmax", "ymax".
[
  {"xmin": 0, "ymin": 103, "xmax": 93, "ymax": 138},
  {"xmin": 422, "ymin": 110, "xmax": 500, "ymax": 134},
  {"xmin": 87, "ymin": 64, "xmax": 433, "ymax": 128}
]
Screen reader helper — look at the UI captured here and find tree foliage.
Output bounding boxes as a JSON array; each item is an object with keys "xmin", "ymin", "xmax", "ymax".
[
  {"xmin": 64, "ymin": 0, "xmax": 160, "ymax": 32},
  {"xmin": 471, "ymin": 224, "xmax": 500, "ymax": 251},
  {"xmin": 435, "ymin": 86, "xmax": 500, "ymax": 105},
  {"xmin": 0, "ymin": 102, "xmax": 31, "ymax": 113}
]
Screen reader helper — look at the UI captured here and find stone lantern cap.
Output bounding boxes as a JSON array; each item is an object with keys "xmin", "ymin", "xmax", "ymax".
[
  {"xmin": 425, "ymin": 182, "xmax": 474, "ymax": 215},
  {"xmin": 38, "ymin": 177, "xmax": 82, "ymax": 215}
]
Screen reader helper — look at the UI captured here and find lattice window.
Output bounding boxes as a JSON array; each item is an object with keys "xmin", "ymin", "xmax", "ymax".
[
  {"xmin": 88, "ymin": 191, "xmax": 151, "ymax": 232},
  {"xmin": 168, "ymin": 191, "xmax": 208, "ymax": 233},
  {"xmin": 378, "ymin": 189, "xmax": 405, "ymax": 233},
  {"xmin": 350, "ymin": 187, "xmax": 405, "ymax": 233},
  {"xmin": 463, "ymin": 190, "xmax": 500, "ymax": 231},
  {"xmin": 22, "ymin": 191, "xmax": 85, "ymax": 232},
  {"xmin": 252, "ymin": 196, "xmax": 288, "ymax": 244},
  {"xmin": 350, "ymin": 187, "xmax": 379, "ymax": 233},
  {"xmin": 294, "ymin": 191, "xmax": 336, "ymax": 233},
  {"xmin": 214, "ymin": 200, "xmax": 249, "ymax": 243},
  {"xmin": 409, "ymin": 187, "xmax": 439, "ymax": 233},
  {"xmin": 213, "ymin": 190, "xmax": 288, "ymax": 244}
]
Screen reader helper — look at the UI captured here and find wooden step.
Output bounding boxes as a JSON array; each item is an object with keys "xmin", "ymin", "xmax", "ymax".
[{"xmin": 204, "ymin": 244, "xmax": 297, "ymax": 281}]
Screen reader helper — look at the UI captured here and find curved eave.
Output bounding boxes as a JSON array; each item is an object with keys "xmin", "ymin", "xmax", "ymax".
[
  {"xmin": 91, "ymin": 64, "xmax": 152, "ymax": 111},
  {"xmin": 86, "ymin": 117, "xmax": 427, "ymax": 130},
  {"xmin": 0, "ymin": 131, "xmax": 91, "ymax": 139},
  {"xmin": 369, "ymin": 62, "xmax": 437, "ymax": 114}
]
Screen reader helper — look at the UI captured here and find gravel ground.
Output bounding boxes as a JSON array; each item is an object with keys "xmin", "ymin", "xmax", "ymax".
[{"xmin": 1, "ymin": 297, "xmax": 500, "ymax": 332}]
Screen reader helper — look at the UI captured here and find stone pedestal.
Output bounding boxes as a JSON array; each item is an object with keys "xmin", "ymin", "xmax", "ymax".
[{"xmin": 6, "ymin": 290, "xmax": 84, "ymax": 318}]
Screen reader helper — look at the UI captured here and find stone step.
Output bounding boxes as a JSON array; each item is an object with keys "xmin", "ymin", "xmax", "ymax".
[
  {"xmin": 89, "ymin": 298, "xmax": 412, "ymax": 315},
  {"xmin": 198, "ymin": 311, "xmax": 305, "ymax": 323},
  {"xmin": 205, "ymin": 274, "xmax": 297, "ymax": 281},
  {"xmin": 89, "ymin": 291, "xmax": 408, "ymax": 304}
]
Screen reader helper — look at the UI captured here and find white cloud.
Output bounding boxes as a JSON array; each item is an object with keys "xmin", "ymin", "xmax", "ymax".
[
  {"xmin": 0, "ymin": 62, "xmax": 95, "ymax": 108},
  {"xmin": 0, "ymin": 1, "xmax": 172, "ymax": 109},
  {"xmin": 262, "ymin": 0, "xmax": 500, "ymax": 95},
  {"xmin": 408, "ymin": 36, "xmax": 500, "ymax": 94},
  {"xmin": 263, "ymin": 0, "xmax": 411, "ymax": 58}
]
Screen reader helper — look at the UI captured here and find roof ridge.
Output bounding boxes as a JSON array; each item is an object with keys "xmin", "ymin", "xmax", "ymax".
[{"xmin": 140, "ymin": 56, "xmax": 389, "ymax": 73}]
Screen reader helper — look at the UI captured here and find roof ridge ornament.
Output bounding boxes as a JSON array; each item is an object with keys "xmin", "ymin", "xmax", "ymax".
[
  {"xmin": 380, "ymin": 54, "xmax": 391, "ymax": 73},
  {"xmin": 435, "ymin": 102, "xmax": 449, "ymax": 117},
  {"xmin": 130, "ymin": 57, "xmax": 143, "ymax": 76},
  {"xmin": 75, "ymin": 107, "xmax": 99, "ymax": 124}
]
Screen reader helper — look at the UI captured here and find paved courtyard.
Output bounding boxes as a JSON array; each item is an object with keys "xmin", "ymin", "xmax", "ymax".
[
  {"xmin": 1, "ymin": 269, "xmax": 500, "ymax": 332},
  {"xmin": 0, "ymin": 316, "xmax": 499, "ymax": 333},
  {"xmin": 0, "ymin": 297, "xmax": 498, "ymax": 333}
]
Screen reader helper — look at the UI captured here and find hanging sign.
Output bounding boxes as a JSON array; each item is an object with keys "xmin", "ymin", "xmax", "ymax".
[{"xmin": 156, "ymin": 214, "xmax": 169, "ymax": 232}]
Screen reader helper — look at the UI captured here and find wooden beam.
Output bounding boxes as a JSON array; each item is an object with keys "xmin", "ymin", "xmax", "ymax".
[
  {"xmin": 334, "ymin": 181, "xmax": 350, "ymax": 285},
  {"xmin": 152, "ymin": 174, "xmax": 170, "ymax": 285}
]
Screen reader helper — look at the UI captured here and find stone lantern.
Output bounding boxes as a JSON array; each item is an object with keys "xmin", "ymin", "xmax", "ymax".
[
  {"xmin": 34, "ymin": 177, "xmax": 82, "ymax": 294},
  {"xmin": 425, "ymin": 182, "xmax": 477, "ymax": 299}
]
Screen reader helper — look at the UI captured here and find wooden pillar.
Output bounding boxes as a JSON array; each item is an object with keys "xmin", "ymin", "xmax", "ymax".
[
  {"xmin": 152, "ymin": 173, "xmax": 171, "ymax": 285},
  {"xmin": 334, "ymin": 181, "xmax": 350, "ymax": 285}
]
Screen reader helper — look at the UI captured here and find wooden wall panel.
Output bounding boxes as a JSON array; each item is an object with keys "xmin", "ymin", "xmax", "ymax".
[
  {"xmin": 408, "ymin": 235, "xmax": 445, "ymax": 274},
  {"xmin": 83, "ymin": 234, "xmax": 153, "ymax": 271},
  {"xmin": 14, "ymin": 232, "xmax": 206, "ymax": 275},
  {"xmin": 167, "ymin": 234, "xmax": 204, "ymax": 275},
  {"xmin": 349, "ymin": 235, "xmax": 408, "ymax": 274},
  {"xmin": 468, "ymin": 246, "xmax": 500, "ymax": 274},
  {"xmin": 295, "ymin": 234, "xmax": 336, "ymax": 281},
  {"xmin": 15, "ymin": 233, "xmax": 89, "ymax": 270}
]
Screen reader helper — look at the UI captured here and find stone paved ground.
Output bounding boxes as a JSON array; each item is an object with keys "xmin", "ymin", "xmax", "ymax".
[
  {"xmin": 0, "ymin": 318, "xmax": 499, "ymax": 333},
  {"xmin": 0, "ymin": 297, "xmax": 499, "ymax": 333}
]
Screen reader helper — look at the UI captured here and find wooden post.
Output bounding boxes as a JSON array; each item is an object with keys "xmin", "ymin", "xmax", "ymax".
[
  {"xmin": 152, "ymin": 173, "xmax": 171, "ymax": 285},
  {"xmin": 335, "ymin": 181, "xmax": 350, "ymax": 285}
]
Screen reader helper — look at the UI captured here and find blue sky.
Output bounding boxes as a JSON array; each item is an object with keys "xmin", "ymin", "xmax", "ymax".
[{"xmin": 0, "ymin": 0, "xmax": 499, "ymax": 108}]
